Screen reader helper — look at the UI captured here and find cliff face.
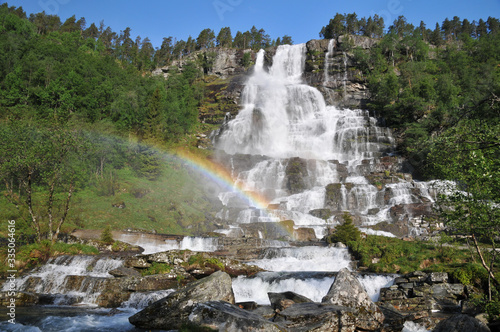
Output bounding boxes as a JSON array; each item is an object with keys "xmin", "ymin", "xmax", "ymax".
[
  {"xmin": 153, "ymin": 48, "xmax": 256, "ymax": 79},
  {"xmin": 304, "ymin": 35, "xmax": 378, "ymax": 109},
  {"xmin": 152, "ymin": 36, "xmax": 378, "ymax": 127}
]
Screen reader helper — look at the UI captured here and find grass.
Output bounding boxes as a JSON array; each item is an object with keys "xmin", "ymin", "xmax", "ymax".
[
  {"xmin": 348, "ymin": 235, "xmax": 473, "ymax": 275},
  {"xmin": 0, "ymin": 240, "xmax": 99, "ymax": 276},
  {"xmin": 0, "ymin": 152, "xmax": 221, "ymax": 240},
  {"xmin": 68, "ymin": 164, "xmax": 217, "ymax": 234}
]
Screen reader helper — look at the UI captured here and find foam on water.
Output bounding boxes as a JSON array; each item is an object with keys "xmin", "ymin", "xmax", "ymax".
[
  {"xmin": 232, "ymin": 272, "xmax": 395, "ymax": 305},
  {"xmin": 116, "ymin": 234, "xmax": 219, "ymax": 254},
  {"xmin": 248, "ymin": 246, "xmax": 351, "ymax": 272}
]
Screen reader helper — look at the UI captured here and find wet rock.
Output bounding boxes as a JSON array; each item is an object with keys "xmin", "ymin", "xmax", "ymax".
[
  {"xmin": 268, "ymin": 291, "xmax": 313, "ymax": 311},
  {"xmin": 128, "ymin": 271, "xmax": 234, "ymax": 330},
  {"xmin": 0, "ymin": 291, "xmax": 39, "ymax": 306},
  {"xmin": 189, "ymin": 300, "xmax": 284, "ymax": 332},
  {"xmin": 293, "ymin": 227, "xmax": 317, "ymax": 241},
  {"xmin": 322, "ymin": 268, "xmax": 385, "ymax": 330},
  {"xmin": 273, "ymin": 302, "xmax": 356, "ymax": 332},
  {"xmin": 433, "ymin": 314, "xmax": 491, "ymax": 332},
  {"xmin": 309, "ymin": 208, "xmax": 333, "ymax": 220},
  {"xmin": 285, "ymin": 157, "xmax": 308, "ymax": 194},
  {"xmin": 108, "ymin": 267, "xmax": 141, "ymax": 278},
  {"xmin": 325, "ymin": 183, "xmax": 343, "ymax": 210}
]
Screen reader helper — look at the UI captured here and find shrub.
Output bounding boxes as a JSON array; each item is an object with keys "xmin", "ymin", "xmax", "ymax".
[
  {"xmin": 141, "ymin": 262, "xmax": 173, "ymax": 276},
  {"xmin": 327, "ymin": 213, "xmax": 361, "ymax": 244},
  {"xmin": 100, "ymin": 225, "xmax": 114, "ymax": 244}
]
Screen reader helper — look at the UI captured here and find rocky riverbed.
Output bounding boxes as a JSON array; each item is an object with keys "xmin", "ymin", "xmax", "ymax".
[{"xmin": 0, "ymin": 233, "xmax": 494, "ymax": 331}]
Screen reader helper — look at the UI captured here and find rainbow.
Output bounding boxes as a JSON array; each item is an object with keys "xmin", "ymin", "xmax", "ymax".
[{"xmin": 174, "ymin": 149, "xmax": 271, "ymax": 212}]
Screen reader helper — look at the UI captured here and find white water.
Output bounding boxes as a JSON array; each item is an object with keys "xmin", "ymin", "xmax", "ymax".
[
  {"xmin": 403, "ymin": 321, "xmax": 430, "ymax": 332},
  {"xmin": 121, "ymin": 290, "xmax": 174, "ymax": 309},
  {"xmin": 2, "ymin": 256, "xmax": 123, "ymax": 305},
  {"xmin": 116, "ymin": 234, "xmax": 219, "ymax": 254},
  {"xmin": 249, "ymin": 246, "xmax": 351, "ymax": 272},
  {"xmin": 0, "ymin": 308, "xmax": 140, "ymax": 332},
  {"xmin": 323, "ymin": 39, "xmax": 335, "ymax": 84},
  {"xmin": 214, "ymin": 44, "xmax": 435, "ymax": 239},
  {"xmin": 232, "ymin": 272, "xmax": 394, "ymax": 305}
]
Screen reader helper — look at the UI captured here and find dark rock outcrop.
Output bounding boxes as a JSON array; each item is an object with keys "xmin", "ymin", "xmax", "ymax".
[
  {"xmin": 108, "ymin": 267, "xmax": 141, "ymax": 278},
  {"xmin": 322, "ymin": 268, "xmax": 385, "ymax": 330},
  {"xmin": 433, "ymin": 314, "xmax": 491, "ymax": 332},
  {"xmin": 268, "ymin": 291, "xmax": 313, "ymax": 311},
  {"xmin": 128, "ymin": 270, "xmax": 235, "ymax": 330},
  {"xmin": 379, "ymin": 271, "xmax": 467, "ymax": 314},
  {"xmin": 189, "ymin": 300, "xmax": 284, "ymax": 332},
  {"xmin": 273, "ymin": 302, "xmax": 356, "ymax": 332}
]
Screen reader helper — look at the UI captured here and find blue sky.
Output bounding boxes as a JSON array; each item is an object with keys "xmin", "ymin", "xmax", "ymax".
[{"xmin": 5, "ymin": 0, "xmax": 500, "ymax": 48}]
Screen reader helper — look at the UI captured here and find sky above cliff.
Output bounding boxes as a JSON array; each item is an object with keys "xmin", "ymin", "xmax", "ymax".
[{"xmin": 5, "ymin": 0, "xmax": 500, "ymax": 47}]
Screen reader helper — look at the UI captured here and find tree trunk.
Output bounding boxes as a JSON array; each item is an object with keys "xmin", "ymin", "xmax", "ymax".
[
  {"xmin": 26, "ymin": 170, "xmax": 41, "ymax": 242},
  {"xmin": 52, "ymin": 183, "xmax": 73, "ymax": 244},
  {"xmin": 47, "ymin": 180, "xmax": 55, "ymax": 242},
  {"xmin": 472, "ymin": 234, "xmax": 499, "ymax": 288}
]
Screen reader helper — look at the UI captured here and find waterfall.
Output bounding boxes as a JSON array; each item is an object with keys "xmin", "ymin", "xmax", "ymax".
[
  {"xmin": 249, "ymin": 246, "xmax": 351, "ymax": 272},
  {"xmin": 323, "ymin": 39, "xmax": 335, "ymax": 84},
  {"xmin": 232, "ymin": 272, "xmax": 394, "ymax": 305},
  {"xmin": 213, "ymin": 43, "xmax": 435, "ymax": 239},
  {"xmin": 2, "ymin": 256, "xmax": 123, "ymax": 305},
  {"xmin": 116, "ymin": 234, "xmax": 220, "ymax": 254}
]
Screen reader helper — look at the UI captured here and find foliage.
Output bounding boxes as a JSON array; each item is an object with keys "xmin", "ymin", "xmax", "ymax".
[
  {"xmin": 0, "ymin": 240, "xmax": 98, "ymax": 274},
  {"xmin": 451, "ymin": 263, "xmax": 488, "ymax": 287},
  {"xmin": 348, "ymin": 235, "xmax": 470, "ymax": 274},
  {"xmin": 141, "ymin": 262, "xmax": 173, "ymax": 276},
  {"xmin": 188, "ymin": 253, "xmax": 224, "ymax": 270},
  {"xmin": 326, "ymin": 213, "xmax": 361, "ymax": 244},
  {"xmin": 100, "ymin": 225, "xmax": 114, "ymax": 244}
]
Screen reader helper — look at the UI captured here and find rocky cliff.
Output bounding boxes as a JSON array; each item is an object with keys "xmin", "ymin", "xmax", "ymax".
[
  {"xmin": 153, "ymin": 35, "xmax": 378, "ymax": 121},
  {"xmin": 304, "ymin": 35, "xmax": 378, "ymax": 109}
]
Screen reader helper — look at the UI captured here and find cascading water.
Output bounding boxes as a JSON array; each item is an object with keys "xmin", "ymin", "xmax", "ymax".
[
  {"xmin": 214, "ymin": 43, "xmax": 436, "ymax": 239},
  {"xmin": 116, "ymin": 234, "xmax": 220, "ymax": 254},
  {"xmin": 2, "ymin": 256, "xmax": 123, "ymax": 306}
]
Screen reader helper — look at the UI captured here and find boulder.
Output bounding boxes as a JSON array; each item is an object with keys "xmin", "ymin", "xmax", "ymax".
[
  {"xmin": 433, "ymin": 314, "xmax": 491, "ymax": 332},
  {"xmin": 322, "ymin": 268, "xmax": 385, "ymax": 330},
  {"xmin": 268, "ymin": 291, "xmax": 313, "ymax": 311},
  {"xmin": 273, "ymin": 302, "xmax": 356, "ymax": 332},
  {"xmin": 108, "ymin": 267, "xmax": 141, "ymax": 278},
  {"xmin": 128, "ymin": 271, "xmax": 235, "ymax": 330},
  {"xmin": 189, "ymin": 300, "xmax": 284, "ymax": 332}
]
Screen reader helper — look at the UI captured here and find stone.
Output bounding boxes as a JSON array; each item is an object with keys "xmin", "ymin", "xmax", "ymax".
[
  {"xmin": 124, "ymin": 256, "xmax": 151, "ymax": 269},
  {"xmin": 108, "ymin": 267, "xmax": 141, "ymax": 278},
  {"xmin": 0, "ymin": 291, "xmax": 39, "ymax": 306},
  {"xmin": 433, "ymin": 314, "xmax": 491, "ymax": 332},
  {"xmin": 128, "ymin": 271, "xmax": 235, "ymax": 330},
  {"xmin": 188, "ymin": 300, "xmax": 283, "ymax": 332},
  {"xmin": 285, "ymin": 157, "xmax": 308, "ymax": 194},
  {"xmin": 293, "ymin": 227, "xmax": 317, "ymax": 241},
  {"xmin": 268, "ymin": 291, "xmax": 313, "ymax": 311},
  {"xmin": 273, "ymin": 302, "xmax": 357, "ymax": 332},
  {"xmin": 322, "ymin": 268, "xmax": 385, "ymax": 330}
]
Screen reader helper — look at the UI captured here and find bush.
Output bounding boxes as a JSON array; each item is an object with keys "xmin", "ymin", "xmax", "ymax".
[
  {"xmin": 100, "ymin": 225, "xmax": 114, "ymax": 244},
  {"xmin": 141, "ymin": 262, "xmax": 173, "ymax": 276},
  {"xmin": 326, "ymin": 213, "xmax": 361, "ymax": 244}
]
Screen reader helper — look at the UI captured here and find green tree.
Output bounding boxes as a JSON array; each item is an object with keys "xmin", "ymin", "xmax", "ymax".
[
  {"xmin": 196, "ymin": 28, "xmax": 215, "ymax": 50},
  {"xmin": 320, "ymin": 13, "xmax": 345, "ymax": 39},
  {"xmin": 326, "ymin": 213, "xmax": 361, "ymax": 244},
  {"xmin": 216, "ymin": 27, "xmax": 232, "ymax": 48},
  {"xmin": 430, "ymin": 116, "xmax": 500, "ymax": 299},
  {"xmin": 0, "ymin": 122, "xmax": 89, "ymax": 243}
]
